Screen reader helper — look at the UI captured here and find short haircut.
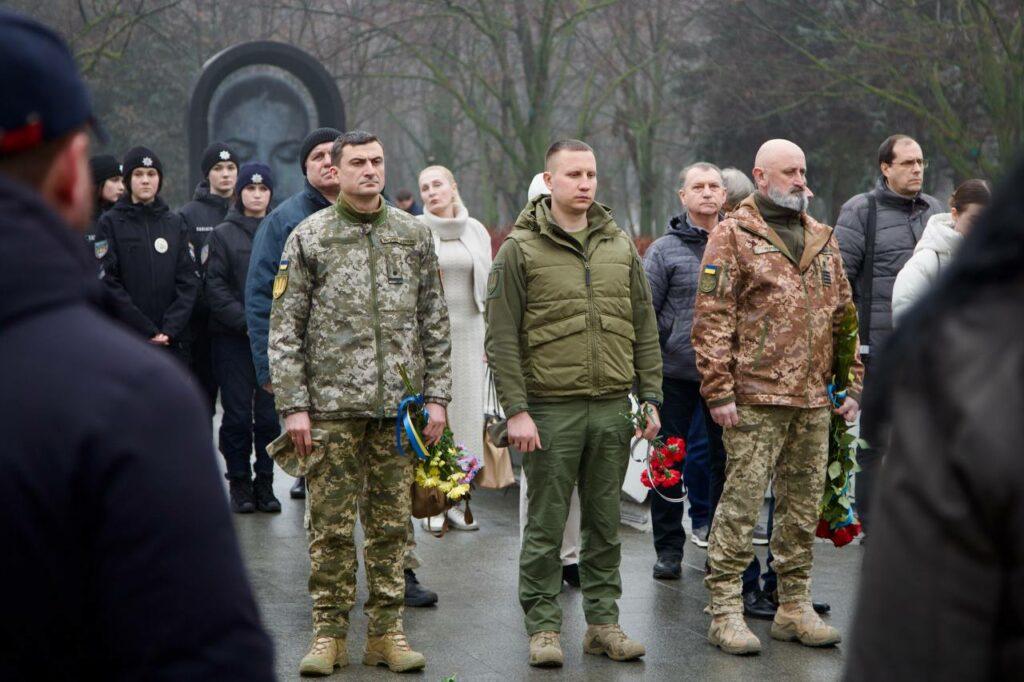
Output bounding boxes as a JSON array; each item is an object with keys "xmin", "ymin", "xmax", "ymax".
[
  {"xmin": 0, "ymin": 130, "xmax": 79, "ymax": 190},
  {"xmin": 950, "ymin": 178, "xmax": 991, "ymax": 212},
  {"xmin": 678, "ymin": 162, "xmax": 723, "ymax": 189},
  {"xmin": 721, "ymin": 167, "xmax": 755, "ymax": 209},
  {"xmin": 330, "ymin": 130, "xmax": 381, "ymax": 166},
  {"xmin": 878, "ymin": 134, "xmax": 916, "ymax": 166},
  {"xmin": 395, "ymin": 189, "xmax": 413, "ymax": 201},
  {"xmin": 545, "ymin": 139, "xmax": 594, "ymax": 168}
]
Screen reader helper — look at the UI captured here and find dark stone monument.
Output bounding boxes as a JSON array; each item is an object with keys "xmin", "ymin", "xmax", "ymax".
[{"xmin": 187, "ymin": 41, "xmax": 345, "ymax": 201}]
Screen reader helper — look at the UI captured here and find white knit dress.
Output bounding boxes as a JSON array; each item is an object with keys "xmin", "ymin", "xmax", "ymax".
[{"xmin": 419, "ymin": 207, "xmax": 491, "ymax": 462}]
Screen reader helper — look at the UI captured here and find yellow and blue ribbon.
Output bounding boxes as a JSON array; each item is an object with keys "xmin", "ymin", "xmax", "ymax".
[{"xmin": 396, "ymin": 395, "xmax": 430, "ymax": 460}]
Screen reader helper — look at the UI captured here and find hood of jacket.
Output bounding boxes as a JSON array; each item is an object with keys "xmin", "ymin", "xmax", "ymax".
[
  {"xmin": 914, "ymin": 212, "xmax": 961, "ymax": 256},
  {"xmin": 0, "ymin": 174, "xmax": 103, "ymax": 328},
  {"xmin": 874, "ymin": 175, "xmax": 934, "ymax": 212},
  {"xmin": 191, "ymin": 180, "xmax": 231, "ymax": 211},
  {"xmin": 108, "ymin": 192, "xmax": 170, "ymax": 219},
  {"xmin": 665, "ymin": 213, "xmax": 710, "ymax": 243},
  {"xmin": 512, "ymin": 195, "xmax": 616, "ymax": 244},
  {"xmin": 223, "ymin": 208, "xmax": 262, "ymax": 237}
]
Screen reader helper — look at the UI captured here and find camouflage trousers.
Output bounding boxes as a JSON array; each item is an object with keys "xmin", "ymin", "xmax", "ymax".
[
  {"xmin": 705, "ymin": 405, "xmax": 829, "ymax": 615},
  {"xmin": 306, "ymin": 418, "xmax": 414, "ymax": 637}
]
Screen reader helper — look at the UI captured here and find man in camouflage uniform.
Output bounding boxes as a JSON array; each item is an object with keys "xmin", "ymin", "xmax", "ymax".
[
  {"xmin": 692, "ymin": 139, "xmax": 864, "ymax": 655},
  {"xmin": 486, "ymin": 139, "xmax": 662, "ymax": 668},
  {"xmin": 269, "ymin": 130, "xmax": 451, "ymax": 675}
]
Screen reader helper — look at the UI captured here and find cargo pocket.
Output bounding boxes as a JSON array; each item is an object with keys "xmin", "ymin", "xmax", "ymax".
[{"xmin": 525, "ymin": 313, "xmax": 589, "ymax": 392}]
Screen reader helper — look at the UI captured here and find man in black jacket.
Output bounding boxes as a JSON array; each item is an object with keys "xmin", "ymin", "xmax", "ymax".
[
  {"xmin": 0, "ymin": 9, "xmax": 274, "ymax": 679},
  {"xmin": 180, "ymin": 141, "xmax": 239, "ymax": 414},
  {"xmin": 206, "ymin": 162, "xmax": 281, "ymax": 514},
  {"xmin": 96, "ymin": 146, "xmax": 199, "ymax": 363}
]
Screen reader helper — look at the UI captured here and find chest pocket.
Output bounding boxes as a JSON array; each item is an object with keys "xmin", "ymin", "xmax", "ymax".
[{"xmin": 378, "ymin": 235, "xmax": 420, "ymax": 312}]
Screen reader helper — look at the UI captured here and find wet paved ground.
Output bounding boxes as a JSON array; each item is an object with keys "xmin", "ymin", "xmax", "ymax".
[{"xmin": 231, "ymin": 470, "xmax": 860, "ymax": 681}]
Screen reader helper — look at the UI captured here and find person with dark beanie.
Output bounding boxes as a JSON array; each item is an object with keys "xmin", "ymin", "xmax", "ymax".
[
  {"xmin": 180, "ymin": 141, "xmax": 240, "ymax": 416},
  {"xmin": 206, "ymin": 162, "xmax": 282, "ymax": 514},
  {"xmin": 96, "ymin": 146, "xmax": 199, "ymax": 363},
  {"xmin": 246, "ymin": 126, "xmax": 340, "ymax": 502},
  {"xmin": 85, "ymin": 153, "xmax": 124, "ymax": 259}
]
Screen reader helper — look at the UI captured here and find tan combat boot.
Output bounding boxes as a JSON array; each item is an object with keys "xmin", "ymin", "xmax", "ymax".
[
  {"xmin": 528, "ymin": 631, "xmax": 564, "ymax": 668},
  {"xmin": 771, "ymin": 603, "xmax": 841, "ymax": 647},
  {"xmin": 363, "ymin": 631, "xmax": 426, "ymax": 672},
  {"xmin": 583, "ymin": 624, "xmax": 646, "ymax": 661},
  {"xmin": 708, "ymin": 613, "xmax": 762, "ymax": 655},
  {"xmin": 299, "ymin": 635, "xmax": 348, "ymax": 676}
]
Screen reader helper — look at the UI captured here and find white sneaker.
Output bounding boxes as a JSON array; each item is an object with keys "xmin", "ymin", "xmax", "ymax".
[
  {"xmin": 421, "ymin": 514, "xmax": 445, "ymax": 533},
  {"xmin": 446, "ymin": 506, "xmax": 479, "ymax": 531}
]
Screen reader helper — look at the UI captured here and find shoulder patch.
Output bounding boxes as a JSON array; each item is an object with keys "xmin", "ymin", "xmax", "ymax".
[
  {"xmin": 699, "ymin": 264, "xmax": 720, "ymax": 294},
  {"xmin": 487, "ymin": 263, "xmax": 504, "ymax": 299},
  {"xmin": 93, "ymin": 239, "xmax": 108, "ymax": 260}
]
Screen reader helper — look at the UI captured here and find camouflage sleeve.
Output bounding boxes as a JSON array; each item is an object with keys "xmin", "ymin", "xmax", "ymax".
[
  {"xmin": 630, "ymin": 241, "xmax": 664, "ymax": 405},
  {"xmin": 831, "ymin": 237, "xmax": 865, "ymax": 401},
  {"xmin": 484, "ymin": 239, "xmax": 529, "ymax": 417},
  {"xmin": 692, "ymin": 222, "xmax": 740, "ymax": 407},
  {"xmin": 416, "ymin": 229, "xmax": 453, "ymax": 405},
  {"xmin": 268, "ymin": 230, "xmax": 313, "ymax": 416}
]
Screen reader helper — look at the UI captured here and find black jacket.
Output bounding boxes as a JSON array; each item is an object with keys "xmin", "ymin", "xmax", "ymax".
[
  {"xmin": 96, "ymin": 194, "xmax": 199, "ymax": 340},
  {"xmin": 179, "ymin": 180, "xmax": 231, "ymax": 266},
  {"xmin": 205, "ymin": 209, "xmax": 260, "ymax": 336},
  {"xmin": 0, "ymin": 173, "xmax": 274, "ymax": 681}
]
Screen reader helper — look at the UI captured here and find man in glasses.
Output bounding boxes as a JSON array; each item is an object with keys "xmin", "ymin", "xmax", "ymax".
[{"xmin": 835, "ymin": 135, "xmax": 943, "ymax": 541}]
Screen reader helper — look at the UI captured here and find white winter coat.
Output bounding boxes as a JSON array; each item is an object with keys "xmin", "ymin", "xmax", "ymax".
[{"xmin": 891, "ymin": 212, "xmax": 963, "ymax": 325}]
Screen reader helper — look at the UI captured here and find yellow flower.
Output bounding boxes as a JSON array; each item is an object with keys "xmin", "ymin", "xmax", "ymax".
[
  {"xmin": 447, "ymin": 484, "xmax": 470, "ymax": 500},
  {"xmin": 438, "ymin": 481, "xmax": 454, "ymax": 493}
]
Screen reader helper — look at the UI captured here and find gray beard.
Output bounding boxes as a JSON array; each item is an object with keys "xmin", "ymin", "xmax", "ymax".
[{"xmin": 768, "ymin": 186, "xmax": 808, "ymax": 213}]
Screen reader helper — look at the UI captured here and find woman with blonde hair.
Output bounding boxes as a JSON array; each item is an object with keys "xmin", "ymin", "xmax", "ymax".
[{"xmin": 418, "ymin": 165, "xmax": 492, "ymax": 531}]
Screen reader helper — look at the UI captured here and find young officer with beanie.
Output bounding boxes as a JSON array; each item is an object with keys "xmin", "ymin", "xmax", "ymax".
[
  {"xmin": 96, "ymin": 146, "xmax": 199, "ymax": 363},
  {"xmin": 206, "ymin": 162, "xmax": 282, "ymax": 514},
  {"xmin": 85, "ymin": 153, "xmax": 123, "ymax": 255},
  {"xmin": 180, "ymin": 141, "xmax": 240, "ymax": 415}
]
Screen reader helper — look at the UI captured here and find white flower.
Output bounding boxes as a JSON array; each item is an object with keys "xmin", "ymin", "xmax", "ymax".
[
  {"xmin": 251, "ymin": 173, "xmax": 263, "ymax": 184},
  {"xmin": 219, "ymin": 150, "xmax": 230, "ymax": 160},
  {"xmin": 141, "ymin": 157, "xmax": 153, "ymax": 167}
]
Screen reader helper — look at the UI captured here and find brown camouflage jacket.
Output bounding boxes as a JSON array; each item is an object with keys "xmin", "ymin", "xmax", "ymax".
[
  {"xmin": 268, "ymin": 199, "xmax": 452, "ymax": 419},
  {"xmin": 692, "ymin": 194, "xmax": 864, "ymax": 409}
]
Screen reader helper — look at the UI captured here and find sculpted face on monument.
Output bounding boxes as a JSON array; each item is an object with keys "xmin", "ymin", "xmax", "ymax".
[{"xmin": 211, "ymin": 74, "xmax": 311, "ymax": 201}]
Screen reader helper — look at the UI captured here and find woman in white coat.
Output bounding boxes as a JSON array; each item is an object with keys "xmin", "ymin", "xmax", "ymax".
[
  {"xmin": 418, "ymin": 165, "xmax": 492, "ymax": 531},
  {"xmin": 892, "ymin": 179, "xmax": 990, "ymax": 325}
]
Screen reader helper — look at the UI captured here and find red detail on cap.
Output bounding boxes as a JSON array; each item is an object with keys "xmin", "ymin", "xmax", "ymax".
[{"xmin": 0, "ymin": 120, "xmax": 44, "ymax": 154}]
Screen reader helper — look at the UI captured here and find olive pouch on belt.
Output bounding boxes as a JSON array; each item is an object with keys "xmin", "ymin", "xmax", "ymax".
[{"xmin": 266, "ymin": 428, "xmax": 329, "ymax": 477}]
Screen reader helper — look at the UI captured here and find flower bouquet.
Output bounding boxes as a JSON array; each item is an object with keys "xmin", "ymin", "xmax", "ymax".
[
  {"xmin": 817, "ymin": 303, "xmax": 866, "ymax": 547},
  {"xmin": 626, "ymin": 401, "xmax": 687, "ymax": 503},
  {"xmin": 396, "ymin": 364, "xmax": 480, "ymax": 514}
]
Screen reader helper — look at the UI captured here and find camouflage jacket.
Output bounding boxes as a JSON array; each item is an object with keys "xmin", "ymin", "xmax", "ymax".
[
  {"xmin": 268, "ymin": 198, "xmax": 452, "ymax": 419},
  {"xmin": 692, "ymin": 194, "xmax": 864, "ymax": 409}
]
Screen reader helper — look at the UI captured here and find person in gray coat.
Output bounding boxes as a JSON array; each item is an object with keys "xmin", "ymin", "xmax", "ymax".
[{"xmin": 834, "ymin": 134, "xmax": 943, "ymax": 537}]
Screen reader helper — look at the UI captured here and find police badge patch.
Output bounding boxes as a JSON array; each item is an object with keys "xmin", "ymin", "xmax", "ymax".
[
  {"xmin": 93, "ymin": 239, "xmax": 108, "ymax": 260},
  {"xmin": 273, "ymin": 258, "xmax": 289, "ymax": 299},
  {"xmin": 699, "ymin": 264, "xmax": 720, "ymax": 294}
]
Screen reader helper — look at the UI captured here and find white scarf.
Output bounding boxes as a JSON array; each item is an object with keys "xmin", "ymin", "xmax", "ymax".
[{"xmin": 418, "ymin": 204, "xmax": 492, "ymax": 312}]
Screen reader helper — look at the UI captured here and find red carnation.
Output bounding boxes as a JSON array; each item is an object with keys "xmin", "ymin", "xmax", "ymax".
[
  {"xmin": 831, "ymin": 526, "xmax": 854, "ymax": 547},
  {"xmin": 815, "ymin": 519, "xmax": 831, "ymax": 539},
  {"xmin": 663, "ymin": 469, "xmax": 681, "ymax": 487},
  {"xmin": 640, "ymin": 469, "xmax": 653, "ymax": 489}
]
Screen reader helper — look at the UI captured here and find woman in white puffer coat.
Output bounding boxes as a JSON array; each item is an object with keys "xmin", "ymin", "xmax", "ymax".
[{"xmin": 892, "ymin": 179, "xmax": 991, "ymax": 325}]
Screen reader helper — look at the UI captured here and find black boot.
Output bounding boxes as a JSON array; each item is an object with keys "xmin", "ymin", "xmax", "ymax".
[
  {"xmin": 253, "ymin": 473, "xmax": 281, "ymax": 513},
  {"xmin": 290, "ymin": 477, "xmax": 306, "ymax": 500},
  {"xmin": 743, "ymin": 589, "xmax": 777, "ymax": 620},
  {"xmin": 561, "ymin": 563, "xmax": 581, "ymax": 588},
  {"xmin": 653, "ymin": 554, "xmax": 682, "ymax": 580},
  {"xmin": 229, "ymin": 477, "xmax": 255, "ymax": 514},
  {"xmin": 404, "ymin": 569, "xmax": 438, "ymax": 607}
]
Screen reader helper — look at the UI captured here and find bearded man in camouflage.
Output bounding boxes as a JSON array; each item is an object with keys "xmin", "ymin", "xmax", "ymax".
[
  {"xmin": 269, "ymin": 130, "xmax": 451, "ymax": 675},
  {"xmin": 692, "ymin": 139, "xmax": 863, "ymax": 655}
]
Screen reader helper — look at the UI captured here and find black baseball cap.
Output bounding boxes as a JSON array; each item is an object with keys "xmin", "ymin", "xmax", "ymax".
[{"xmin": 0, "ymin": 9, "xmax": 106, "ymax": 156}]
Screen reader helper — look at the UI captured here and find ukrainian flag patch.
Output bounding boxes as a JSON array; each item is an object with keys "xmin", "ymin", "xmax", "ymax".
[{"xmin": 699, "ymin": 264, "xmax": 720, "ymax": 294}]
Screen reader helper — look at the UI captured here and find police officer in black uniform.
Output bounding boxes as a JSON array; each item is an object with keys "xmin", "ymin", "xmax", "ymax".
[
  {"xmin": 96, "ymin": 146, "xmax": 199, "ymax": 362},
  {"xmin": 180, "ymin": 141, "xmax": 239, "ymax": 414}
]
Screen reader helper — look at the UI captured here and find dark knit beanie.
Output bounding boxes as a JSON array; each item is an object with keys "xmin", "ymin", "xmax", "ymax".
[
  {"xmin": 89, "ymin": 154, "xmax": 121, "ymax": 190},
  {"xmin": 122, "ymin": 146, "xmax": 162, "ymax": 192},
  {"xmin": 201, "ymin": 141, "xmax": 239, "ymax": 177},
  {"xmin": 299, "ymin": 127, "xmax": 342, "ymax": 174},
  {"xmin": 235, "ymin": 162, "xmax": 274, "ymax": 201}
]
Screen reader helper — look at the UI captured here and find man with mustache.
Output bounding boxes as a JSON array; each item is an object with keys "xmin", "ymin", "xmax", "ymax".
[{"xmin": 693, "ymin": 139, "xmax": 863, "ymax": 655}]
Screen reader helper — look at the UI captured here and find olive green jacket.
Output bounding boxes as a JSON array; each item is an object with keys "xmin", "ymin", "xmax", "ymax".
[{"xmin": 485, "ymin": 196, "xmax": 662, "ymax": 416}]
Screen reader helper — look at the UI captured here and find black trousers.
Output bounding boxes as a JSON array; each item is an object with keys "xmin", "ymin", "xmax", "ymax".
[
  {"xmin": 651, "ymin": 377, "xmax": 725, "ymax": 560},
  {"xmin": 211, "ymin": 334, "xmax": 279, "ymax": 480},
  {"xmin": 190, "ymin": 314, "xmax": 218, "ymax": 417}
]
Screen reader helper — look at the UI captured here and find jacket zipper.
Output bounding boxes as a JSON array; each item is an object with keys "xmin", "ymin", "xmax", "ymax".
[{"xmin": 364, "ymin": 225, "xmax": 385, "ymax": 418}]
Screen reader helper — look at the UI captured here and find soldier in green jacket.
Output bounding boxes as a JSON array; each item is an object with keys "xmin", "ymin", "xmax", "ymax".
[
  {"xmin": 269, "ymin": 131, "xmax": 452, "ymax": 675},
  {"xmin": 486, "ymin": 139, "xmax": 663, "ymax": 668}
]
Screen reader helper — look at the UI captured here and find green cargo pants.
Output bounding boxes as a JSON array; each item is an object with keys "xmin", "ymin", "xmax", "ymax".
[
  {"xmin": 518, "ymin": 395, "xmax": 633, "ymax": 634},
  {"xmin": 705, "ymin": 405, "xmax": 830, "ymax": 615},
  {"xmin": 306, "ymin": 418, "xmax": 414, "ymax": 637}
]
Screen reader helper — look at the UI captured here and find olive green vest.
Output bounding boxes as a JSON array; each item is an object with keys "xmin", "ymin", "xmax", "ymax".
[{"xmin": 507, "ymin": 200, "xmax": 638, "ymax": 399}]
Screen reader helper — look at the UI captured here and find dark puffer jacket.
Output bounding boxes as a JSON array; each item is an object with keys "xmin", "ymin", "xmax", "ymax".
[
  {"xmin": 206, "ymin": 210, "xmax": 260, "ymax": 336},
  {"xmin": 95, "ymin": 194, "xmax": 199, "ymax": 340},
  {"xmin": 835, "ymin": 176, "xmax": 943, "ymax": 353},
  {"xmin": 643, "ymin": 213, "xmax": 708, "ymax": 381}
]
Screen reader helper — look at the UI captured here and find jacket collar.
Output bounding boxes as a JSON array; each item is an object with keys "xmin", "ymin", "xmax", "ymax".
[
  {"xmin": 731, "ymin": 193, "xmax": 833, "ymax": 272},
  {"xmin": 514, "ymin": 195, "xmax": 618, "ymax": 254},
  {"xmin": 873, "ymin": 175, "xmax": 931, "ymax": 210},
  {"xmin": 302, "ymin": 180, "xmax": 333, "ymax": 210},
  {"xmin": 192, "ymin": 180, "xmax": 230, "ymax": 210}
]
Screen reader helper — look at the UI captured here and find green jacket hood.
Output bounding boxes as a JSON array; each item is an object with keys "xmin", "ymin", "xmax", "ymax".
[{"xmin": 513, "ymin": 195, "xmax": 616, "ymax": 237}]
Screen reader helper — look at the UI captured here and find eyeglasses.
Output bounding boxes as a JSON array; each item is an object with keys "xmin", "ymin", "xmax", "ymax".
[{"xmin": 896, "ymin": 159, "xmax": 929, "ymax": 169}]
